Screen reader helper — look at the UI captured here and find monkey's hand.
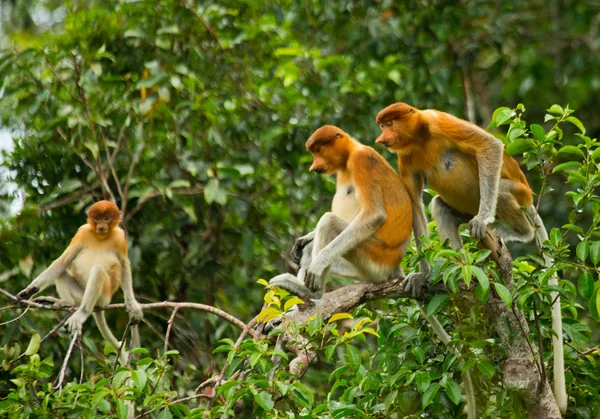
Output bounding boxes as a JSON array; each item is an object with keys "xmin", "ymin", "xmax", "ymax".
[
  {"xmin": 304, "ymin": 259, "xmax": 327, "ymax": 293},
  {"xmin": 291, "ymin": 233, "xmax": 314, "ymax": 265},
  {"xmin": 468, "ymin": 216, "xmax": 489, "ymax": 239},
  {"xmin": 16, "ymin": 286, "xmax": 40, "ymax": 301},
  {"xmin": 403, "ymin": 272, "xmax": 430, "ymax": 299},
  {"xmin": 127, "ymin": 301, "xmax": 144, "ymax": 325}
]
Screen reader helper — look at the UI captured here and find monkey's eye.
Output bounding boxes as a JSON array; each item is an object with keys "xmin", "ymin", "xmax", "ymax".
[
  {"xmin": 385, "ymin": 120, "xmax": 393, "ymax": 127},
  {"xmin": 94, "ymin": 216, "xmax": 101, "ymax": 222},
  {"xmin": 104, "ymin": 216, "xmax": 110, "ymax": 221}
]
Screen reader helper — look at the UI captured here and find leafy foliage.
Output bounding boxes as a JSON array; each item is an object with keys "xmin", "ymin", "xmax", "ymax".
[{"xmin": 0, "ymin": 0, "xmax": 599, "ymax": 418}]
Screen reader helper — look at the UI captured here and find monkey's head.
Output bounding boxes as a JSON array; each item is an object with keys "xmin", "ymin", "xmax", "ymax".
[
  {"xmin": 375, "ymin": 102, "xmax": 422, "ymax": 151},
  {"xmin": 87, "ymin": 200, "xmax": 120, "ymax": 238},
  {"xmin": 306, "ymin": 125, "xmax": 350, "ymax": 175}
]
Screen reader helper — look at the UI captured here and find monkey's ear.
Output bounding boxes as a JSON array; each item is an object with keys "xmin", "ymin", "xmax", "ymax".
[
  {"xmin": 335, "ymin": 133, "xmax": 342, "ymax": 138},
  {"xmin": 408, "ymin": 108, "xmax": 414, "ymax": 113}
]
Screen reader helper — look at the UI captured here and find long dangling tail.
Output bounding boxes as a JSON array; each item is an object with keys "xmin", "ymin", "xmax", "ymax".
[{"xmin": 532, "ymin": 207, "xmax": 567, "ymax": 414}]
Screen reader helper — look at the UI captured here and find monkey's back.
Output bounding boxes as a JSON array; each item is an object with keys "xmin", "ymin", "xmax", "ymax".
[{"xmin": 349, "ymin": 147, "xmax": 413, "ymax": 267}]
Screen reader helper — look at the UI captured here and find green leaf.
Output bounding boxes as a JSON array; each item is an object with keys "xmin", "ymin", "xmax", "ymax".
[
  {"xmin": 462, "ymin": 265, "xmax": 472, "ymax": 287},
  {"xmin": 530, "ymin": 124, "xmax": 546, "ymax": 142},
  {"xmin": 136, "ymin": 73, "xmax": 168, "ymax": 89},
  {"xmin": 471, "ymin": 266, "xmax": 489, "ymax": 292},
  {"xmin": 557, "ymin": 145, "xmax": 584, "ymax": 158},
  {"xmin": 591, "ymin": 147, "xmax": 600, "ymax": 161},
  {"xmin": 345, "ymin": 344, "xmax": 361, "ymax": 370},
  {"xmin": 590, "ymin": 242, "xmax": 600, "ymax": 264},
  {"xmin": 578, "ymin": 272, "xmax": 595, "ymax": 299},
  {"xmin": 132, "ymin": 370, "xmax": 147, "ymax": 391},
  {"xmin": 493, "ymin": 108, "xmax": 513, "ymax": 126},
  {"xmin": 157, "ymin": 409, "xmax": 173, "ymax": 419},
  {"xmin": 446, "ymin": 380, "xmax": 461, "ymax": 405},
  {"xmin": 24, "ymin": 333, "xmax": 41, "ymax": 356},
  {"xmin": 254, "ymin": 391, "xmax": 274, "ymax": 412},
  {"xmin": 117, "ymin": 400, "xmax": 129, "ymax": 419},
  {"xmin": 577, "ymin": 241, "xmax": 589, "ymax": 262},
  {"xmin": 549, "ymin": 228, "xmax": 562, "ymax": 246},
  {"xmin": 476, "ymin": 360, "xmax": 495, "ymax": 378},
  {"xmin": 506, "ymin": 139, "xmax": 534, "ymax": 156},
  {"xmin": 547, "ymin": 104, "xmax": 564, "ymax": 114},
  {"xmin": 422, "ymin": 383, "xmax": 440, "ymax": 407},
  {"xmin": 565, "ymin": 116, "xmax": 585, "ymax": 134},
  {"xmin": 552, "ymin": 161, "xmax": 581, "ymax": 173},
  {"xmin": 494, "ymin": 283, "xmax": 512, "ymax": 307},
  {"xmin": 475, "ymin": 281, "xmax": 490, "ymax": 303},
  {"xmin": 426, "ymin": 293, "xmax": 449, "ymax": 317},
  {"xmin": 415, "ymin": 371, "xmax": 431, "ymax": 393},
  {"xmin": 388, "ymin": 69, "xmax": 401, "ymax": 85},
  {"xmin": 204, "ymin": 178, "xmax": 227, "ymax": 205},
  {"xmin": 590, "ymin": 287, "xmax": 600, "ymax": 321}
]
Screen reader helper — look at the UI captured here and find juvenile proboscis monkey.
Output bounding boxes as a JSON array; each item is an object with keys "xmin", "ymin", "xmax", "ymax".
[
  {"xmin": 375, "ymin": 102, "xmax": 567, "ymax": 414},
  {"xmin": 17, "ymin": 200, "xmax": 144, "ymax": 363},
  {"xmin": 269, "ymin": 125, "xmax": 413, "ymax": 299}
]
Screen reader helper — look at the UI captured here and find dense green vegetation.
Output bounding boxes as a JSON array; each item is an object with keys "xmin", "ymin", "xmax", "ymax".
[{"xmin": 0, "ymin": 1, "xmax": 599, "ymax": 417}]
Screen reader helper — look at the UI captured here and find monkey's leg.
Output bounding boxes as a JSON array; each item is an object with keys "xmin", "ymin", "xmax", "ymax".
[
  {"xmin": 493, "ymin": 193, "xmax": 535, "ymax": 243},
  {"xmin": 304, "ymin": 212, "xmax": 351, "ymax": 293},
  {"xmin": 65, "ymin": 265, "xmax": 109, "ymax": 336},
  {"xmin": 270, "ymin": 239, "xmax": 360, "ymax": 301},
  {"xmin": 431, "ymin": 196, "xmax": 470, "ymax": 250}
]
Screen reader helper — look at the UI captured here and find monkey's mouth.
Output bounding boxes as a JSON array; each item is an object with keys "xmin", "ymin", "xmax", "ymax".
[{"xmin": 313, "ymin": 167, "xmax": 327, "ymax": 174}]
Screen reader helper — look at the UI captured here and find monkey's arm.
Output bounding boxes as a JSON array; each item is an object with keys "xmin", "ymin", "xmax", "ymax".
[
  {"xmin": 120, "ymin": 257, "xmax": 144, "ymax": 324},
  {"xmin": 304, "ymin": 175, "xmax": 385, "ymax": 291},
  {"xmin": 404, "ymin": 174, "xmax": 432, "ymax": 297},
  {"xmin": 463, "ymin": 127, "xmax": 504, "ymax": 238},
  {"xmin": 17, "ymin": 244, "xmax": 83, "ymax": 300}
]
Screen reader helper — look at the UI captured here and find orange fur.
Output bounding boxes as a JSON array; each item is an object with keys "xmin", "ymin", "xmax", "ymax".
[
  {"xmin": 376, "ymin": 103, "xmax": 533, "ymax": 216},
  {"xmin": 307, "ymin": 126, "xmax": 412, "ymax": 268}
]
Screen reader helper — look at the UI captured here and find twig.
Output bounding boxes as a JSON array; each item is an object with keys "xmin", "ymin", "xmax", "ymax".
[
  {"xmin": 0, "ymin": 306, "xmax": 29, "ymax": 326},
  {"xmin": 78, "ymin": 339, "xmax": 85, "ymax": 383},
  {"xmin": 54, "ymin": 331, "xmax": 79, "ymax": 389},
  {"xmin": 164, "ymin": 307, "xmax": 179, "ymax": 353},
  {"xmin": 112, "ymin": 321, "xmax": 131, "ymax": 374},
  {"xmin": 1, "ymin": 289, "xmax": 252, "ymax": 335},
  {"xmin": 565, "ymin": 341, "xmax": 600, "ymax": 356}
]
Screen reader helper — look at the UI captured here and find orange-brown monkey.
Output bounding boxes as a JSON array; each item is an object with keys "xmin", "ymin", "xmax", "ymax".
[
  {"xmin": 270, "ymin": 125, "xmax": 413, "ymax": 300},
  {"xmin": 17, "ymin": 201, "xmax": 143, "ymax": 362},
  {"xmin": 375, "ymin": 102, "xmax": 567, "ymax": 414}
]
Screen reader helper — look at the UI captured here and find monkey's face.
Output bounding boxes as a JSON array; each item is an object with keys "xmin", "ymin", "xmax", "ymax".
[
  {"xmin": 87, "ymin": 200, "xmax": 120, "ymax": 239},
  {"xmin": 92, "ymin": 214, "xmax": 117, "ymax": 238},
  {"xmin": 375, "ymin": 103, "xmax": 417, "ymax": 150},
  {"xmin": 307, "ymin": 126, "xmax": 348, "ymax": 175}
]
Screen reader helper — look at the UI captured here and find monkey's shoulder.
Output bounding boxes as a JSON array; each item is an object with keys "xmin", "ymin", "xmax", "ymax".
[{"xmin": 348, "ymin": 146, "xmax": 397, "ymax": 176}]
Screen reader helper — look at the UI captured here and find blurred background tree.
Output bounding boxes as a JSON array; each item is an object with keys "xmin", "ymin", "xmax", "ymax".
[{"xmin": 0, "ymin": 0, "xmax": 599, "ymax": 417}]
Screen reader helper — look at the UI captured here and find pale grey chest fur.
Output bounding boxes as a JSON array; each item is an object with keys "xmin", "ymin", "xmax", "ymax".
[{"xmin": 332, "ymin": 183, "xmax": 361, "ymax": 223}]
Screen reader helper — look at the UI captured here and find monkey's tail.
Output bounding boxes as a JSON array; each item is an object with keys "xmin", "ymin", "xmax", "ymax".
[
  {"xmin": 93, "ymin": 312, "xmax": 128, "ymax": 365},
  {"xmin": 532, "ymin": 207, "xmax": 567, "ymax": 414}
]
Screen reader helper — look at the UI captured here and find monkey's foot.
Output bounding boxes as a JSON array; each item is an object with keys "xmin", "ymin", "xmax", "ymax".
[
  {"xmin": 16, "ymin": 286, "xmax": 39, "ymax": 301},
  {"xmin": 469, "ymin": 217, "xmax": 488, "ymax": 239},
  {"xmin": 269, "ymin": 273, "xmax": 319, "ymax": 301},
  {"xmin": 403, "ymin": 272, "xmax": 431, "ymax": 299},
  {"xmin": 32, "ymin": 296, "xmax": 73, "ymax": 308},
  {"xmin": 66, "ymin": 311, "xmax": 88, "ymax": 335},
  {"xmin": 126, "ymin": 302, "xmax": 144, "ymax": 325}
]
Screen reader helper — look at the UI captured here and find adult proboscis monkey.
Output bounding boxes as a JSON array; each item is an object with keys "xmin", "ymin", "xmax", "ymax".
[{"xmin": 375, "ymin": 102, "xmax": 567, "ymax": 414}]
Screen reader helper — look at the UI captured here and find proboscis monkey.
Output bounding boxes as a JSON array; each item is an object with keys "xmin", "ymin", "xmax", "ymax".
[
  {"xmin": 17, "ymin": 200, "xmax": 144, "ymax": 363},
  {"xmin": 269, "ymin": 125, "xmax": 412, "ymax": 299},
  {"xmin": 270, "ymin": 125, "xmax": 476, "ymax": 416},
  {"xmin": 375, "ymin": 102, "xmax": 567, "ymax": 414}
]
